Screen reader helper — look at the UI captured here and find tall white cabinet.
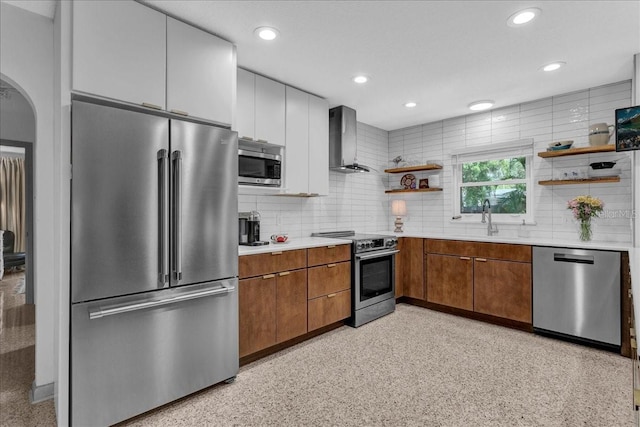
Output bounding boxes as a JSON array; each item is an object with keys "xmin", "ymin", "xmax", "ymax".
[
  {"xmin": 285, "ymin": 87, "xmax": 310, "ymax": 194},
  {"xmin": 72, "ymin": 1, "xmax": 235, "ymax": 125},
  {"xmin": 308, "ymin": 95, "xmax": 330, "ymax": 196},
  {"xmin": 284, "ymin": 88, "xmax": 329, "ymax": 196}
]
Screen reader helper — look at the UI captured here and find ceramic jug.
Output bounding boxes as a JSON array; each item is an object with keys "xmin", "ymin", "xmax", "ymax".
[{"xmin": 588, "ymin": 123, "xmax": 614, "ymax": 146}]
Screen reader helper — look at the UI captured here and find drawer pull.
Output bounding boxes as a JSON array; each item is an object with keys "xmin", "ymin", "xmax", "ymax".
[
  {"xmin": 142, "ymin": 102, "xmax": 162, "ymax": 110},
  {"xmin": 271, "ymin": 251, "xmax": 283, "ymax": 255},
  {"xmin": 476, "ymin": 258, "xmax": 487, "ymax": 262},
  {"xmin": 170, "ymin": 109, "xmax": 189, "ymax": 116},
  {"xmin": 327, "ymin": 293, "xmax": 337, "ymax": 298},
  {"xmin": 459, "ymin": 256, "xmax": 471, "ymax": 261},
  {"xmin": 327, "ymin": 245, "xmax": 336, "ymax": 249},
  {"xmin": 279, "ymin": 271, "xmax": 290, "ymax": 277},
  {"xmin": 632, "ymin": 338, "xmax": 637, "ymax": 350},
  {"xmin": 327, "ymin": 263, "xmax": 336, "ymax": 268},
  {"xmin": 262, "ymin": 274, "xmax": 275, "ymax": 280}
]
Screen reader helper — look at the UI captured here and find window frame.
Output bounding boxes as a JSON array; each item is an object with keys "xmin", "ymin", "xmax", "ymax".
[{"xmin": 451, "ymin": 140, "xmax": 534, "ymax": 224}]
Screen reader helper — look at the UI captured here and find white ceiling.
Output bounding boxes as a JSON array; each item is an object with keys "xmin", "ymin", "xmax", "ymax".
[{"xmin": 6, "ymin": 1, "xmax": 640, "ymax": 131}]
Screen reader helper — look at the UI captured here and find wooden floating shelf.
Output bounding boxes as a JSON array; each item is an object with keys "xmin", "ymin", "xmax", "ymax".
[
  {"xmin": 385, "ymin": 188, "xmax": 443, "ymax": 194},
  {"xmin": 537, "ymin": 145, "xmax": 616, "ymax": 158},
  {"xmin": 538, "ymin": 177, "xmax": 620, "ymax": 186},
  {"xmin": 384, "ymin": 164, "xmax": 443, "ymax": 173}
]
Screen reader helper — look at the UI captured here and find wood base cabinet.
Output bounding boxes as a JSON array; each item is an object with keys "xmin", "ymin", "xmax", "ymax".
[
  {"xmin": 276, "ymin": 270, "xmax": 308, "ymax": 343},
  {"xmin": 239, "ymin": 276, "xmax": 276, "ymax": 357},
  {"xmin": 426, "ymin": 253, "xmax": 473, "ymax": 310},
  {"xmin": 307, "ymin": 246, "xmax": 351, "ymax": 331},
  {"xmin": 239, "ymin": 249, "xmax": 308, "ymax": 357},
  {"xmin": 473, "ymin": 258, "xmax": 531, "ymax": 323},
  {"xmin": 424, "ymin": 239, "xmax": 532, "ymax": 326},
  {"xmin": 400, "ymin": 237, "xmax": 425, "ymax": 300}
]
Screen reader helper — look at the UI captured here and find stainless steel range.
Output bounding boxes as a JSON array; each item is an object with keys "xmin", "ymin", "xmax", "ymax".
[{"xmin": 312, "ymin": 231, "xmax": 398, "ymax": 327}]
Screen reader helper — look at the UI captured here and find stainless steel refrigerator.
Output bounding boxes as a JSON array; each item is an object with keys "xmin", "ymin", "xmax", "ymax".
[{"xmin": 70, "ymin": 99, "xmax": 239, "ymax": 426}]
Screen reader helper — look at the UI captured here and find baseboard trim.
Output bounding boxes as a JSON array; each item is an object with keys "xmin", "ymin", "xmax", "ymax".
[{"xmin": 30, "ymin": 381, "xmax": 54, "ymax": 404}]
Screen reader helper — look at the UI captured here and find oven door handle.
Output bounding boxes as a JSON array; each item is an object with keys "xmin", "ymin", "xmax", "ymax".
[{"xmin": 355, "ymin": 249, "xmax": 399, "ymax": 260}]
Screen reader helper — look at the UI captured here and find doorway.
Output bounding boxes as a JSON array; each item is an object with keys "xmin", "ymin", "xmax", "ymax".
[{"xmin": 0, "ymin": 79, "xmax": 34, "ymax": 305}]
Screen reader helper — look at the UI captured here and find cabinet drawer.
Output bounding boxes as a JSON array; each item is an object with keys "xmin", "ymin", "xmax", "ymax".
[
  {"xmin": 425, "ymin": 239, "xmax": 531, "ymax": 262},
  {"xmin": 425, "ymin": 239, "xmax": 473, "ymax": 257},
  {"xmin": 308, "ymin": 244, "xmax": 351, "ymax": 267},
  {"xmin": 308, "ymin": 289, "xmax": 351, "ymax": 331},
  {"xmin": 239, "ymin": 249, "xmax": 307, "ymax": 278},
  {"xmin": 308, "ymin": 261, "xmax": 351, "ymax": 299}
]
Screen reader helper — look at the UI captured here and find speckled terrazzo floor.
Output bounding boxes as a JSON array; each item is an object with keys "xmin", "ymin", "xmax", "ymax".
[
  {"xmin": 119, "ymin": 303, "xmax": 633, "ymax": 427},
  {"xmin": 0, "ymin": 271, "xmax": 56, "ymax": 426}
]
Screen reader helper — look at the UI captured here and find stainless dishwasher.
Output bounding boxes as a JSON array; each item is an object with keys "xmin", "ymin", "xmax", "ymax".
[{"xmin": 532, "ymin": 246, "xmax": 620, "ymax": 350}]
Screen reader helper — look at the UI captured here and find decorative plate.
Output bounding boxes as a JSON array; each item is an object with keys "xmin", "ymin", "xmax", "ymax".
[{"xmin": 401, "ymin": 173, "xmax": 416, "ymax": 189}]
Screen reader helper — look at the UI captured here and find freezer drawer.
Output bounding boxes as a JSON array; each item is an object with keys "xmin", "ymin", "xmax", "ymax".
[
  {"xmin": 533, "ymin": 246, "xmax": 620, "ymax": 347},
  {"xmin": 71, "ymin": 279, "xmax": 239, "ymax": 426}
]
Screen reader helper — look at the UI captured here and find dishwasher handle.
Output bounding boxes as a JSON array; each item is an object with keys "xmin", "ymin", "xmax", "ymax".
[{"xmin": 553, "ymin": 253, "xmax": 594, "ymax": 265}]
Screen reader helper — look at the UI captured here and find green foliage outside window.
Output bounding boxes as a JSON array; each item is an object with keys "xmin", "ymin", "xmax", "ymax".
[{"xmin": 460, "ymin": 157, "xmax": 527, "ymax": 214}]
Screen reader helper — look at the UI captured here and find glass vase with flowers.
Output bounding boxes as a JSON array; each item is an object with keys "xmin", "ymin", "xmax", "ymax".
[{"xmin": 567, "ymin": 195, "xmax": 604, "ymax": 241}]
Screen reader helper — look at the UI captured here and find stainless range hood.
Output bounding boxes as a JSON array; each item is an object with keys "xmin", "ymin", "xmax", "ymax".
[{"xmin": 329, "ymin": 105, "xmax": 370, "ymax": 173}]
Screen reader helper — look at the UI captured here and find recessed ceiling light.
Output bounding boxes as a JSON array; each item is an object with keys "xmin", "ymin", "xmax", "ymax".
[
  {"xmin": 507, "ymin": 7, "xmax": 541, "ymax": 27},
  {"xmin": 404, "ymin": 102, "xmax": 417, "ymax": 108},
  {"xmin": 352, "ymin": 75, "xmax": 369, "ymax": 84},
  {"xmin": 254, "ymin": 26, "xmax": 279, "ymax": 41},
  {"xmin": 468, "ymin": 100, "xmax": 494, "ymax": 111},
  {"xmin": 542, "ymin": 61, "xmax": 566, "ymax": 72}
]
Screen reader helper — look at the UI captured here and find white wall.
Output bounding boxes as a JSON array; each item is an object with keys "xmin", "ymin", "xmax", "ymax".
[
  {"xmin": 239, "ymin": 122, "xmax": 390, "ymax": 237},
  {"xmin": 388, "ymin": 81, "xmax": 633, "ymax": 243},
  {"xmin": 0, "ymin": 84, "xmax": 36, "ymax": 142},
  {"xmin": 0, "ymin": 0, "xmax": 57, "ymax": 398}
]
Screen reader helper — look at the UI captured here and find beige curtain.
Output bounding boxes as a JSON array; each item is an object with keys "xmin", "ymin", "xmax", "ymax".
[{"xmin": 0, "ymin": 157, "xmax": 26, "ymax": 252}]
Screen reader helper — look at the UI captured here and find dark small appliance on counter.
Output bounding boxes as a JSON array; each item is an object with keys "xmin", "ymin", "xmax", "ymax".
[{"xmin": 239, "ymin": 211, "xmax": 269, "ymax": 246}]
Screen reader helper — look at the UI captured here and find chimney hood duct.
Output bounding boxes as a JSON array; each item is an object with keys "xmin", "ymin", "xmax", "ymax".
[{"xmin": 329, "ymin": 105, "xmax": 370, "ymax": 173}]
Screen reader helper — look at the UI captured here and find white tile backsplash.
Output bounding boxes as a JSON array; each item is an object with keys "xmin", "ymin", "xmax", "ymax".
[
  {"xmin": 387, "ymin": 80, "xmax": 633, "ymax": 244},
  {"xmin": 240, "ymin": 81, "xmax": 633, "ymax": 244},
  {"xmin": 239, "ymin": 122, "xmax": 390, "ymax": 238}
]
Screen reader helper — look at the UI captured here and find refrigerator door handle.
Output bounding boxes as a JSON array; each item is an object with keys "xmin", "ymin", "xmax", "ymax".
[
  {"xmin": 172, "ymin": 150, "xmax": 183, "ymax": 283},
  {"xmin": 158, "ymin": 149, "xmax": 169, "ymax": 286},
  {"xmin": 88, "ymin": 283, "xmax": 235, "ymax": 320}
]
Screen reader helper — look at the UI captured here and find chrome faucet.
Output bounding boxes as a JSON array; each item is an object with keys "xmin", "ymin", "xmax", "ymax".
[{"xmin": 481, "ymin": 199, "xmax": 499, "ymax": 236}]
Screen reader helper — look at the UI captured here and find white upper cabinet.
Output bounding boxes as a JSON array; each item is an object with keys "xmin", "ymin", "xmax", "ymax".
[
  {"xmin": 236, "ymin": 69, "xmax": 255, "ymax": 141},
  {"xmin": 284, "ymin": 87, "xmax": 310, "ymax": 194},
  {"xmin": 255, "ymin": 75, "xmax": 286, "ymax": 146},
  {"xmin": 73, "ymin": 1, "xmax": 235, "ymax": 125},
  {"xmin": 283, "ymin": 88, "xmax": 329, "ymax": 196},
  {"xmin": 166, "ymin": 17, "xmax": 234, "ymax": 125},
  {"xmin": 236, "ymin": 71, "xmax": 286, "ymax": 146},
  {"xmin": 72, "ymin": 1, "xmax": 166, "ymax": 109},
  {"xmin": 308, "ymin": 95, "xmax": 329, "ymax": 196}
]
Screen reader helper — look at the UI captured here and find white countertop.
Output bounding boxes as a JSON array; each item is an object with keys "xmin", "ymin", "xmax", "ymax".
[
  {"xmin": 377, "ymin": 231, "xmax": 632, "ymax": 252},
  {"xmin": 238, "ymin": 237, "xmax": 350, "ymax": 256}
]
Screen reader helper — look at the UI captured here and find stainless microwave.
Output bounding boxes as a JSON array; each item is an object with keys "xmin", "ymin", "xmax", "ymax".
[{"xmin": 238, "ymin": 148, "xmax": 282, "ymax": 186}]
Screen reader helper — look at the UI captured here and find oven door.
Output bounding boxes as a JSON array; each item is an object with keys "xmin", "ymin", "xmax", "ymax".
[{"xmin": 354, "ymin": 249, "xmax": 398, "ymax": 310}]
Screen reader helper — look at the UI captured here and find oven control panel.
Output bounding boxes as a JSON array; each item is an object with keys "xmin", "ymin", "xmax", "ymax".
[{"xmin": 355, "ymin": 237, "xmax": 397, "ymax": 253}]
